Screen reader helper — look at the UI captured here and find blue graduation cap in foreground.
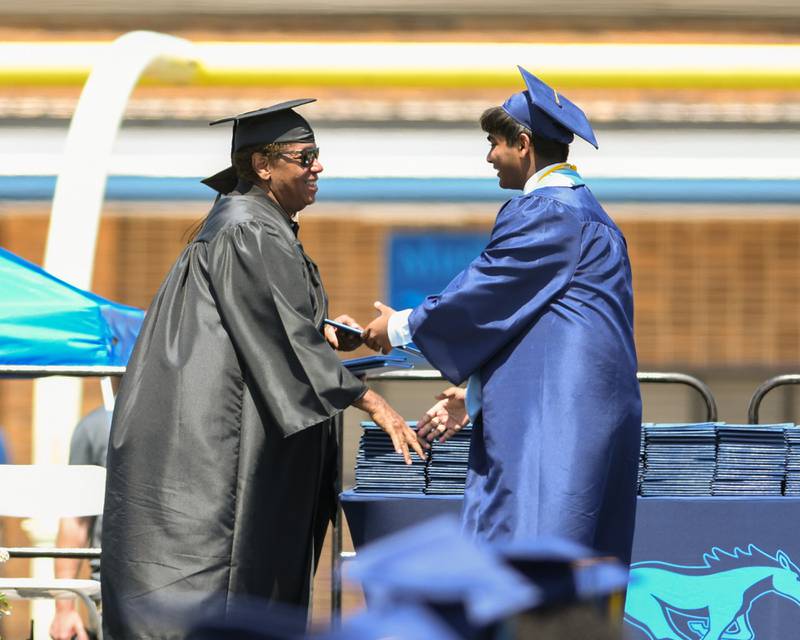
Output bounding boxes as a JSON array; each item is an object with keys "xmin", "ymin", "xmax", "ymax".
[
  {"xmin": 320, "ymin": 603, "xmax": 462, "ymax": 640},
  {"xmin": 346, "ymin": 515, "xmax": 538, "ymax": 631},
  {"xmin": 502, "ymin": 65, "xmax": 598, "ymax": 149},
  {"xmin": 494, "ymin": 536, "xmax": 629, "ymax": 608}
]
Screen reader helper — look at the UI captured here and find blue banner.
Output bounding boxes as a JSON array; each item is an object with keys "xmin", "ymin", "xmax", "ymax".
[
  {"xmin": 388, "ymin": 232, "xmax": 488, "ymax": 309},
  {"xmin": 625, "ymin": 497, "xmax": 800, "ymax": 640}
]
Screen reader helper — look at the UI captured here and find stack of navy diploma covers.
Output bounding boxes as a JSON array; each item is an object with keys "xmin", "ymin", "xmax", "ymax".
[
  {"xmin": 713, "ymin": 423, "xmax": 789, "ymax": 496},
  {"xmin": 785, "ymin": 425, "xmax": 800, "ymax": 496},
  {"xmin": 640, "ymin": 422, "xmax": 717, "ymax": 496},
  {"xmin": 354, "ymin": 421, "xmax": 426, "ymax": 494},
  {"xmin": 345, "ymin": 515, "xmax": 538, "ymax": 640},
  {"xmin": 637, "ymin": 424, "xmax": 648, "ymax": 494},
  {"xmin": 425, "ymin": 424, "xmax": 473, "ymax": 495}
]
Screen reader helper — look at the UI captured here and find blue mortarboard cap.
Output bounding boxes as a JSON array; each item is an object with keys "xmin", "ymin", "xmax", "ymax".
[
  {"xmin": 493, "ymin": 536, "xmax": 629, "ymax": 608},
  {"xmin": 318, "ymin": 603, "xmax": 462, "ymax": 640},
  {"xmin": 502, "ymin": 66, "xmax": 598, "ymax": 149},
  {"xmin": 346, "ymin": 515, "xmax": 538, "ymax": 628},
  {"xmin": 202, "ymin": 98, "xmax": 316, "ymax": 195}
]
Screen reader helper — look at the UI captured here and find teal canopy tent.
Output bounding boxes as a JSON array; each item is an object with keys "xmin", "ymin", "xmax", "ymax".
[{"xmin": 0, "ymin": 247, "xmax": 143, "ymax": 368}]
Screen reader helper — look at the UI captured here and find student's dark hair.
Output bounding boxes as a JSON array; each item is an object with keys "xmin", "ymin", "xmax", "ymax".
[{"xmin": 480, "ymin": 106, "xmax": 569, "ymax": 164}]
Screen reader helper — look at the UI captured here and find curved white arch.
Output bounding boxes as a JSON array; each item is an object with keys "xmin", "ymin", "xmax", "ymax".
[
  {"xmin": 30, "ymin": 32, "xmax": 196, "ymax": 639},
  {"xmin": 46, "ymin": 31, "xmax": 195, "ymax": 286}
]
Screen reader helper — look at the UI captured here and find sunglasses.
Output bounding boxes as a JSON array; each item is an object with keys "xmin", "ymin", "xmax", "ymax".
[{"xmin": 275, "ymin": 146, "xmax": 321, "ymax": 169}]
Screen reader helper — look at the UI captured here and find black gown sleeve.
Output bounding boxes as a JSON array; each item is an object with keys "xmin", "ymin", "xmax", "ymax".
[{"xmin": 206, "ymin": 218, "xmax": 366, "ymax": 437}]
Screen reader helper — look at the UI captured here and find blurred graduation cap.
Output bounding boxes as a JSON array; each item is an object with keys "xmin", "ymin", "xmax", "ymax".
[
  {"xmin": 202, "ymin": 98, "xmax": 316, "ymax": 195},
  {"xmin": 492, "ymin": 538, "xmax": 630, "ymax": 639},
  {"xmin": 319, "ymin": 603, "xmax": 462, "ymax": 640},
  {"xmin": 345, "ymin": 515, "xmax": 538, "ymax": 638},
  {"xmin": 502, "ymin": 65, "xmax": 598, "ymax": 149},
  {"xmin": 494, "ymin": 536, "xmax": 629, "ymax": 609}
]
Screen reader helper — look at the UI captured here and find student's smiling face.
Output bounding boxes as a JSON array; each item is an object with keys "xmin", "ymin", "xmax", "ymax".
[{"xmin": 486, "ymin": 133, "xmax": 529, "ymax": 190}]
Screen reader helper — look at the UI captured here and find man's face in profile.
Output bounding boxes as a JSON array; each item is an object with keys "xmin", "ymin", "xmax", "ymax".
[
  {"xmin": 266, "ymin": 143, "xmax": 323, "ymax": 214},
  {"xmin": 485, "ymin": 133, "xmax": 527, "ymax": 190}
]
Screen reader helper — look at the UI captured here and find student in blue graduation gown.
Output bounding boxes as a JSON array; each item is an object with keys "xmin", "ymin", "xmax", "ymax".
[
  {"xmin": 363, "ymin": 67, "xmax": 641, "ymax": 563},
  {"xmin": 102, "ymin": 100, "xmax": 424, "ymax": 640}
]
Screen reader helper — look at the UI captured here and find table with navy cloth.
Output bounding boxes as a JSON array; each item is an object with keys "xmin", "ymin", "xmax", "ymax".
[{"xmin": 340, "ymin": 491, "xmax": 800, "ymax": 638}]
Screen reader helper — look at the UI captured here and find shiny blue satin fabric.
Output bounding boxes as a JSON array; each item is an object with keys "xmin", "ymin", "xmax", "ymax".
[{"xmin": 409, "ymin": 184, "xmax": 641, "ymax": 562}]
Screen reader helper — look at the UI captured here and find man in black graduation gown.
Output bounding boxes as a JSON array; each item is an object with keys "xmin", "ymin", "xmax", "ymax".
[{"xmin": 101, "ymin": 99, "xmax": 424, "ymax": 639}]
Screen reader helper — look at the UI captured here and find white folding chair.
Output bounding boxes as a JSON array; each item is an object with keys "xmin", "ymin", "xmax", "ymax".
[{"xmin": 0, "ymin": 464, "xmax": 105, "ymax": 639}]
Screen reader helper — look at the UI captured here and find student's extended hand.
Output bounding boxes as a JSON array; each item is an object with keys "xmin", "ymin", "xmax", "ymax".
[
  {"xmin": 323, "ymin": 314, "xmax": 363, "ymax": 351},
  {"xmin": 417, "ymin": 387, "xmax": 470, "ymax": 443},
  {"xmin": 361, "ymin": 301, "xmax": 395, "ymax": 354}
]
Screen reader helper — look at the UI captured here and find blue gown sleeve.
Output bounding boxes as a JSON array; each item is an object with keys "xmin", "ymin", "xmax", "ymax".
[{"xmin": 408, "ymin": 195, "xmax": 582, "ymax": 384}]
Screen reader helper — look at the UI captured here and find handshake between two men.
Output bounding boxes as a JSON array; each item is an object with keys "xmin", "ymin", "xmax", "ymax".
[{"xmin": 323, "ymin": 301, "xmax": 471, "ymax": 465}]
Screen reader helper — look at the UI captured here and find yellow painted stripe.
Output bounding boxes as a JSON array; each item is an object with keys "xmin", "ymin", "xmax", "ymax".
[
  {"xmin": 2, "ymin": 67, "xmax": 797, "ymax": 90},
  {"xmin": 0, "ymin": 42, "xmax": 797, "ymax": 90},
  {"xmin": 190, "ymin": 68, "xmax": 800, "ymax": 90}
]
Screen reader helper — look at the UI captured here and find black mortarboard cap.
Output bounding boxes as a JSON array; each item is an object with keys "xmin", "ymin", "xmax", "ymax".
[
  {"xmin": 202, "ymin": 98, "xmax": 316, "ymax": 195},
  {"xmin": 185, "ymin": 597, "xmax": 306, "ymax": 639},
  {"xmin": 212, "ymin": 98, "xmax": 316, "ymax": 153},
  {"xmin": 502, "ymin": 66, "xmax": 598, "ymax": 149},
  {"xmin": 123, "ymin": 592, "xmax": 306, "ymax": 639}
]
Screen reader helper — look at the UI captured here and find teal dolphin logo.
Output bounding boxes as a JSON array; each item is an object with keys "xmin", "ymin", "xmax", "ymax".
[{"xmin": 625, "ymin": 545, "xmax": 800, "ymax": 640}]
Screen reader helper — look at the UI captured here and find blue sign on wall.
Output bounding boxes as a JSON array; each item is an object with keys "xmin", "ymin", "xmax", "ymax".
[{"xmin": 388, "ymin": 232, "xmax": 488, "ymax": 309}]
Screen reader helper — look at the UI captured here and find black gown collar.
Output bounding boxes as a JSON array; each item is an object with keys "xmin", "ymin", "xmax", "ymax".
[
  {"xmin": 232, "ymin": 181, "xmax": 323, "ymax": 324},
  {"xmin": 234, "ymin": 179, "xmax": 300, "ymax": 236}
]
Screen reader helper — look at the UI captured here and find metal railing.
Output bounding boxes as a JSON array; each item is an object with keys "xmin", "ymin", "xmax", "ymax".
[
  {"xmin": 1, "ymin": 547, "xmax": 101, "ymax": 560},
  {"xmin": 0, "ymin": 365, "xmax": 125, "ymax": 378},
  {"xmin": 747, "ymin": 374, "xmax": 800, "ymax": 424},
  {"xmin": 636, "ymin": 372, "xmax": 718, "ymax": 423}
]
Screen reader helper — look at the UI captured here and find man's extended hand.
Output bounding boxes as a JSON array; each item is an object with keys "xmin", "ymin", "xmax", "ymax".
[
  {"xmin": 417, "ymin": 387, "xmax": 470, "ymax": 443},
  {"xmin": 323, "ymin": 314, "xmax": 363, "ymax": 352},
  {"xmin": 354, "ymin": 389, "xmax": 428, "ymax": 464},
  {"xmin": 361, "ymin": 301, "xmax": 395, "ymax": 354},
  {"xmin": 49, "ymin": 606, "xmax": 89, "ymax": 640}
]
